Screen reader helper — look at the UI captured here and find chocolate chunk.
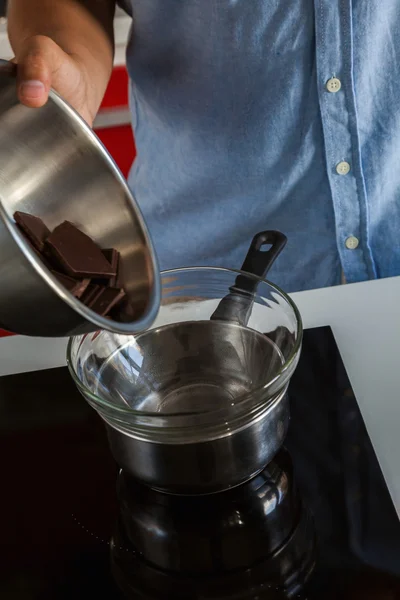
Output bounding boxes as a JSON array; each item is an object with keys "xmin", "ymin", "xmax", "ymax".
[
  {"xmin": 13, "ymin": 212, "xmax": 127, "ymax": 321},
  {"xmin": 22, "ymin": 233, "xmax": 47, "ymax": 262},
  {"xmin": 51, "ymin": 271, "xmax": 90, "ymax": 299},
  {"xmin": 89, "ymin": 287, "xmax": 126, "ymax": 316},
  {"xmin": 45, "ymin": 221, "xmax": 117, "ymax": 278},
  {"xmin": 93, "ymin": 248, "xmax": 121, "ymax": 287},
  {"xmin": 81, "ymin": 283, "xmax": 104, "ymax": 307},
  {"xmin": 102, "ymin": 248, "xmax": 120, "ymax": 287},
  {"xmin": 14, "ymin": 211, "xmax": 50, "ymax": 252},
  {"xmin": 74, "ymin": 278, "xmax": 91, "ymax": 298}
]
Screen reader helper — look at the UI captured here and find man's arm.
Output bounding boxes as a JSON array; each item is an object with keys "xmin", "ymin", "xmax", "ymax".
[{"xmin": 7, "ymin": 0, "xmax": 116, "ymax": 125}]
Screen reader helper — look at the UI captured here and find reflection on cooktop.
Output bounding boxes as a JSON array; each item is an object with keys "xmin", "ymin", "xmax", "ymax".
[{"xmin": 0, "ymin": 327, "xmax": 399, "ymax": 598}]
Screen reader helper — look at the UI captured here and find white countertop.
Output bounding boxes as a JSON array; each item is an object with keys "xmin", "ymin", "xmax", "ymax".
[{"xmin": 1, "ymin": 275, "xmax": 399, "ymax": 517}]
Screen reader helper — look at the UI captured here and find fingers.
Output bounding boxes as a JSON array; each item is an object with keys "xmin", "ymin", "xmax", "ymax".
[{"xmin": 15, "ymin": 35, "xmax": 60, "ymax": 108}]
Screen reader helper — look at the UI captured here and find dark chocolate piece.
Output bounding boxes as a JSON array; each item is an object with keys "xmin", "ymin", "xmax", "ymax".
[
  {"xmin": 45, "ymin": 221, "xmax": 117, "ymax": 278},
  {"xmin": 51, "ymin": 271, "xmax": 90, "ymax": 299},
  {"xmin": 81, "ymin": 283, "xmax": 104, "ymax": 307},
  {"xmin": 74, "ymin": 278, "xmax": 91, "ymax": 299},
  {"xmin": 89, "ymin": 287, "xmax": 126, "ymax": 316},
  {"xmin": 102, "ymin": 248, "xmax": 120, "ymax": 287},
  {"xmin": 14, "ymin": 211, "xmax": 50, "ymax": 252},
  {"xmin": 14, "ymin": 212, "xmax": 126, "ymax": 320},
  {"xmin": 20, "ymin": 231, "xmax": 46, "ymax": 262},
  {"xmin": 93, "ymin": 248, "xmax": 121, "ymax": 287}
]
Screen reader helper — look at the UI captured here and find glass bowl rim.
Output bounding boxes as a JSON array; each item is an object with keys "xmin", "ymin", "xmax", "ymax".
[{"xmin": 66, "ymin": 266, "xmax": 303, "ymax": 423}]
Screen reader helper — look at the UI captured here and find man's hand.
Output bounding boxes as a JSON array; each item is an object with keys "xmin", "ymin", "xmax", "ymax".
[
  {"xmin": 8, "ymin": 0, "xmax": 116, "ymax": 126},
  {"xmin": 13, "ymin": 35, "xmax": 96, "ymax": 125}
]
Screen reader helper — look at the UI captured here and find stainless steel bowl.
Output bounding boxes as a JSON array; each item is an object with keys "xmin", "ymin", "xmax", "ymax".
[
  {"xmin": 105, "ymin": 385, "xmax": 290, "ymax": 495},
  {"xmin": 0, "ymin": 60, "xmax": 160, "ymax": 336}
]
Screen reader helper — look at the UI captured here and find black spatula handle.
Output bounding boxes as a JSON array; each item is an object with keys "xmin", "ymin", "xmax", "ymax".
[{"xmin": 210, "ymin": 231, "xmax": 287, "ymax": 325}]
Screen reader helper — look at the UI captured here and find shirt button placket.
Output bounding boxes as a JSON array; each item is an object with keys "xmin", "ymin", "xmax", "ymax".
[
  {"xmin": 315, "ymin": 3, "xmax": 375, "ymax": 282},
  {"xmin": 325, "ymin": 70, "xmax": 359, "ymax": 273},
  {"xmin": 326, "ymin": 73, "xmax": 360, "ymax": 264}
]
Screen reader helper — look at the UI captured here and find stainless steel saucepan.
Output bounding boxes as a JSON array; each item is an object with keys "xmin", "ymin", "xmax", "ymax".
[{"xmin": 0, "ymin": 59, "xmax": 160, "ymax": 336}]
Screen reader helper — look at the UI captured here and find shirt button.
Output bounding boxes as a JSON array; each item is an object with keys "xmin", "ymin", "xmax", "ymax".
[
  {"xmin": 336, "ymin": 161, "xmax": 351, "ymax": 175},
  {"xmin": 326, "ymin": 77, "xmax": 342, "ymax": 93},
  {"xmin": 345, "ymin": 236, "xmax": 359, "ymax": 250}
]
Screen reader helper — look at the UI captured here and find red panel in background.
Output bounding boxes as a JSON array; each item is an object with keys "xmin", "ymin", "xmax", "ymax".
[
  {"xmin": 95, "ymin": 124, "xmax": 136, "ymax": 178},
  {"xmin": 0, "ymin": 330, "xmax": 13, "ymax": 338},
  {"xmin": 100, "ymin": 66, "xmax": 129, "ymax": 109}
]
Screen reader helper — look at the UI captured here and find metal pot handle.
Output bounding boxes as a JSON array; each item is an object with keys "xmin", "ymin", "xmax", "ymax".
[{"xmin": 210, "ymin": 230, "xmax": 287, "ymax": 325}]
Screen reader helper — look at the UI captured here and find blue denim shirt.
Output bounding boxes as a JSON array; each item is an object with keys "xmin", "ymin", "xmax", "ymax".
[{"xmin": 120, "ymin": 1, "xmax": 399, "ymax": 292}]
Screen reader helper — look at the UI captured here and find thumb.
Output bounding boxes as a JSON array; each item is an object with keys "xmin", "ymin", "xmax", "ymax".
[{"xmin": 15, "ymin": 35, "xmax": 58, "ymax": 108}]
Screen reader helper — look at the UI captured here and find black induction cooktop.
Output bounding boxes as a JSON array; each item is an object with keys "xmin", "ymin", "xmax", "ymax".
[{"xmin": 1, "ymin": 327, "xmax": 400, "ymax": 599}]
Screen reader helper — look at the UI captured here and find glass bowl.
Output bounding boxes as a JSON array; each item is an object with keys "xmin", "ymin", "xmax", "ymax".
[{"xmin": 68, "ymin": 267, "xmax": 302, "ymax": 443}]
